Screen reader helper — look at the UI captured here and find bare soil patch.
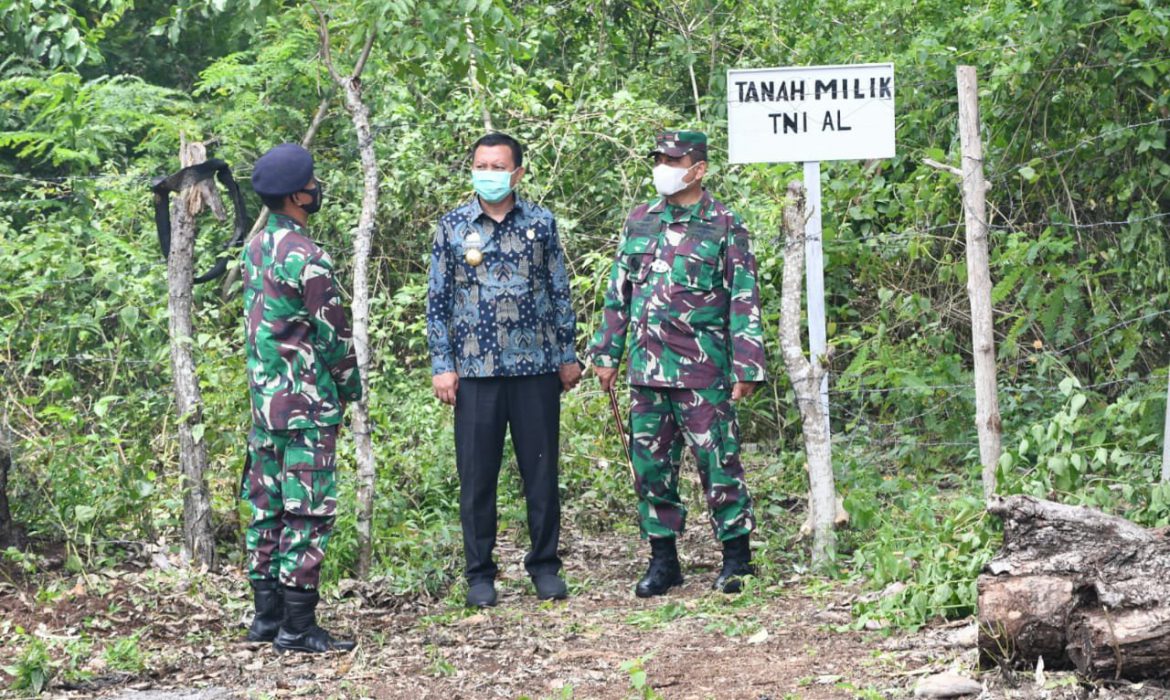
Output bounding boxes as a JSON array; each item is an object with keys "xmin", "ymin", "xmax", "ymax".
[{"xmin": 2, "ymin": 526, "xmax": 1165, "ymax": 699}]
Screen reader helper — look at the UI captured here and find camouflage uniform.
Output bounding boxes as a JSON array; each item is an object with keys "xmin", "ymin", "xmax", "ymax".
[
  {"xmin": 241, "ymin": 211, "xmax": 361, "ymax": 590},
  {"xmin": 590, "ymin": 131, "xmax": 766, "ymax": 542}
]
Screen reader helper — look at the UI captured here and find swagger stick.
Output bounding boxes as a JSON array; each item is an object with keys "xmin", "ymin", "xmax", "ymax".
[{"xmin": 608, "ymin": 386, "xmax": 636, "ymax": 483}]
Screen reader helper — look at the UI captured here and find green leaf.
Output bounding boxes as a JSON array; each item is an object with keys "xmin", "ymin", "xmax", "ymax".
[
  {"xmin": 62, "ymin": 26, "xmax": 81, "ymax": 49},
  {"xmin": 120, "ymin": 305, "xmax": 139, "ymax": 327},
  {"xmin": 93, "ymin": 395, "xmax": 120, "ymax": 418}
]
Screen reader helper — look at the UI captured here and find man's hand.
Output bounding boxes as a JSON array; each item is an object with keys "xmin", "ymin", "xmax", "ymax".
[
  {"xmin": 595, "ymin": 365, "xmax": 619, "ymax": 392},
  {"xmin": 559, "ymin": 362, "xmax": 583, "ymax": 392},
  {"xmin": 732, "ymin": 381, "xmax": 758, "ymax": 401},
  {"xmin": 432, "ymin": 371, "xmax": 459, "ymax": 406}
]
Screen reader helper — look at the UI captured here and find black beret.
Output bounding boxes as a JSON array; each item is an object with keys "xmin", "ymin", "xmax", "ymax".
[{"xmin": 251, "ymin": 143, "xmax": 314, "ymax": 197}]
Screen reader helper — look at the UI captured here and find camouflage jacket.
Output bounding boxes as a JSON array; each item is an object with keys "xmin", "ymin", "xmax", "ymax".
[
  {"xmin": 427, "ymin": 195, "xmax": 578, "ymax": 378},
  {"xmin": 589, "ymin": 190, "xmax": 766, "ymax": 389},
  {"xmin": 242, "ymin": 213, "xmax": 361, "ymax": 430}
]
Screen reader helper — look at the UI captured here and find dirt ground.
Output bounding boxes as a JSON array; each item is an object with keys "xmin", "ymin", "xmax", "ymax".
[{"xmin": 1, "ymin": 527, "xmax": 1165, "ymax": 700}]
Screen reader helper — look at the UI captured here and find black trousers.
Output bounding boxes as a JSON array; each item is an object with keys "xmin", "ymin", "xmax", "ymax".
[{"xmin": 454, "ymin": 373, "xmax": 562, "ymax": 583}]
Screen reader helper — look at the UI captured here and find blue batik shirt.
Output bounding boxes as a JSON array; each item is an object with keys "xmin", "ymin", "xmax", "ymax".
[{"xmin": 427, "ymin": 194, "xmax": 578, "ymax": 378}]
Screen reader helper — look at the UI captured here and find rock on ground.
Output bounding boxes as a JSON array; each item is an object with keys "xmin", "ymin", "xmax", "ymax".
[{"xmin": 914, "ymin": 671, "xmax": 983, "ymax": 698}]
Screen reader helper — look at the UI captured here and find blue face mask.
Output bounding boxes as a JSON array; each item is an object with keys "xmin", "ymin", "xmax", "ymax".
[{"xmin": 471, "ymin": 169, "xmax": 516, "ymax": 203}]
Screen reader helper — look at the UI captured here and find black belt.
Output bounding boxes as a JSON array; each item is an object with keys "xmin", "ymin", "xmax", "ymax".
[{"xmin": 152, "ymin": 159, "xmax": 249, "ymax": 284}]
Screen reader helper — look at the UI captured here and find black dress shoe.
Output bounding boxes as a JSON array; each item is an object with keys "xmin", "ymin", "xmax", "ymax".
[
  {"xmin": 466, "ymin": 580, "xmax": 498, "ymax": 608},
  {"xmin": 635, "ymin": 537, "xmax": 684, "ymax": 598},
  {"xmin": 245, "ymin": 579, "xmax": 283, "ymax": 642},
  {"xmin": 532, "ymin": 574, "xmax": 568, "ymax": 601},
  {"xmin": 273, "ymin": 587, "xmax": 356, "ymax": 653},
  {"xmin": 713, "ymin": 534, "xmax": 755, "ymax": 593}
]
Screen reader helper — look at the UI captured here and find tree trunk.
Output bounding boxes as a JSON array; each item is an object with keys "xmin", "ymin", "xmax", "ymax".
[
  {"xmin": 0, "ymin": 413, "xmax": 20, "ymax": 550},
  {"xmin": 339, "ymin": 76, "xmax": 379, "ymax": 579},
  {"xmin": 978, "ymin": 495, "xmax": 1170, "ymax": 680},
  {"xmin": 464, "ymin": 18, "xmax": 494, "ymax": 132},
  {"xmin": 167, "ymin": 137, "xmax": 216, "ymax": 569},
  {"xmin": 778, "ymin": 181, "xmax": 837, "ymax": 569},
  {"xmin": 956, "ymin": 65, "xmax": 1002, "ymax": 500},
  {"xmin": 312, "ymin": 13, "xmax": 382, "ymax": 577},
  {"xmin": 1162, "ymin": 366, "xmax": 1170, "ymax": 482}
]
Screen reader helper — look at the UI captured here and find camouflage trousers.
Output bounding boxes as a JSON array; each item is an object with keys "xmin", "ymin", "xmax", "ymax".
[
  {"xmin": 241, "ymin": 424, "xmax": 338, "ymax": 589},
  {"xmin": 630, "ymin": 385, "xmax": 754, "ymax": 541}
]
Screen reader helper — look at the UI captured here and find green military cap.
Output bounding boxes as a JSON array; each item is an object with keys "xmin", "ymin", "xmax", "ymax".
[{"xmin": 649, "ymin": 130, "xmax": 708, "ymax": 159}]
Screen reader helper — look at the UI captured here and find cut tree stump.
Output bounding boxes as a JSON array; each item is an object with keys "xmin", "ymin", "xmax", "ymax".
[{"xmin": 978, "ymin": 494, "xmax": 1170, "ymax": 680}]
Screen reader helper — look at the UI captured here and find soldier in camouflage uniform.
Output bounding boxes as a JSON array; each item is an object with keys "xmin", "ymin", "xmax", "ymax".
[
  {"xmin": 591, "ymin": 130, "xmax": 766, "ymax": 597},
  {"xmin": 241, "ymin": 143, "xmax": 361, "ymax": 652}
]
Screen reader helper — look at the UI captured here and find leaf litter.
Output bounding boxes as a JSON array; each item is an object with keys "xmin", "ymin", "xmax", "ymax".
[{"xmin": 1, "ymin": 526, "xmax": 1166, "ymax": 699}]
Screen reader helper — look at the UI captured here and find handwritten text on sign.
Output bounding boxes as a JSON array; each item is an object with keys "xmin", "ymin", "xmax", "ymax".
[{"xmin": 727, "ymin": 63, "xmax": 895, "ymax": 164}]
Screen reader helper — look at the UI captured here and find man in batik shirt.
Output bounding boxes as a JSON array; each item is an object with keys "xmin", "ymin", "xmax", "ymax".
[{"xmin": 427, "ymin": 132, "xmax": 581, "ymax": 608}]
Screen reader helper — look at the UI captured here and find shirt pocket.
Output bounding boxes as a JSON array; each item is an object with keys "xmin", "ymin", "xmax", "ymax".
[
  {"xmin": 670, "ymin": 238, "xmax": 723, "ymax": 291},
  {"xmin": 623, "ymin": 235, "xmax": 658, "ymax": 284}
]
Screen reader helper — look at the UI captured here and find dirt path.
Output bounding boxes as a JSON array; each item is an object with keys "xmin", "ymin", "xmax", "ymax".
[
  {"xmin": 1, "ymin": 528, "xmax": 970, "ymax": 699},
  {"xmin": 352, "ymin": 528, "xmax": 900, "ymax": 699}
]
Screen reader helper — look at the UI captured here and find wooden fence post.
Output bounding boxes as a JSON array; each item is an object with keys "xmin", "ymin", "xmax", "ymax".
[
  {"xmin": 929, "ymin": 67, "xmax": 1003, "ymax": 499},
  {"xmin": 956, "ymin": 65, "xmax": 1003, "ymax": 500},
  {"xmin": 1162, "ymin": 368, "xmax": 1170, "ymax": 482},
  {"xmin": 0, "ymin": 401, "xmax": 18, "ymax": 550},
  {"xmin": 167, "ymin": 137, "xmax": 216, "ymax": 568}
]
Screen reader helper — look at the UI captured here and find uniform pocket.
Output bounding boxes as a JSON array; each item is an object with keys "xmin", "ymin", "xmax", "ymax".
[
  {"xmin": 671, "ymin": 238, "xmax": 722, "ymax": 291},
  {"xmin": 281, "ymin": 425, "xmax": 338, "ymax": 471},
  {"xmin": 623, "ymin": 235, "xmax": 658, "ymax": 284},
  {"xmin": 283, "ymin": 468, "xmax": 337, "ymax": 519}
]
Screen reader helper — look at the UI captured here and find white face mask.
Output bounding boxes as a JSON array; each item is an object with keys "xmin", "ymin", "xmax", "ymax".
[{"xmin": 652, "ymin": 163, "xmax": 696, "ymax": 196}]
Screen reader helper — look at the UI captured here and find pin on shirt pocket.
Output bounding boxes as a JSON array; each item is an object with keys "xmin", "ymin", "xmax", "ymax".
[{"xmin": 623, "ymin": 236, "xmax": 658, "ymax": 284}]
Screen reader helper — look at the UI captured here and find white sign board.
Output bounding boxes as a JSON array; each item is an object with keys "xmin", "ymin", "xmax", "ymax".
[{"xmin": 727, "ymin": 63, "xmax": 895, "ymax": 164}]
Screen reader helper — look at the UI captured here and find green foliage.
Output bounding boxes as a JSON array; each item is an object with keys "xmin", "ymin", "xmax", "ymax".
[
  {"xmin": 999, "ymin": 376, "xmax": 1167, "ymax": 523},
  {"xmin": 5, "ymin": 636, "xmax": 53, "ymax": 695},
  {"xmin": 1, "ymin": 0, "xmax": 1168, "ymax": 638},
  {"xmin": 3, "ymin": 630, "xmax": 100, "ymax": 695},
  {"xmin": 424, "ymin": 644, "xmax": 457, "ymax": 677},
  {"xmin": 0, "ymin": 72, "xmax": 188, "ymax": 170},
  {"xmin": 848, "ymin": 371, "xmax": 1168, "ymax": 630},
  {"xmin": 625, "ymin": 601, "xmax": 689, "ymax": 630},
  {"xmin": 850, "ymin": 490, "xmax": 995, "ymax": 630},
  {"xmin": 0, "ymin": 0, "xmax": 130, "ymax": 69},
  {"xmin": 102, "ymin": 633, "xmax": 145, "ymax": 673},
  {"xmin": 619, "ymin": 655, "xmax": 663, "ymax": 700}
]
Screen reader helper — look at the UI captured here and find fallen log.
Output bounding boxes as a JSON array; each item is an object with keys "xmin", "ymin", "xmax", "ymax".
[{"xmin": 978, "ymin": 495, "xmax": 1170, "ymax": 680}]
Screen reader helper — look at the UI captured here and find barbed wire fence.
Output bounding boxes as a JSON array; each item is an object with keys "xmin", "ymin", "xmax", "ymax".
[{"xmin": 1, "ymin": 108, "xmax": 1168, "ymax": 493}]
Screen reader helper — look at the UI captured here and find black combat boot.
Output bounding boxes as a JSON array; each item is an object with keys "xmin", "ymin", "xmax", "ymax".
[
  {"xmin": 273, "ymin": 587, "xmax": 356, "ymax": 653},
  {"xmin": 245, "ymin": 579, "xmax": 283, "ymax": 642},
  {"xmin": 635, "ymin": 537, "xmax": 684, "ymax": 598},
  {"xmin": 713, "ymin": 534, "xmax": 755, "ymax": 593}
]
